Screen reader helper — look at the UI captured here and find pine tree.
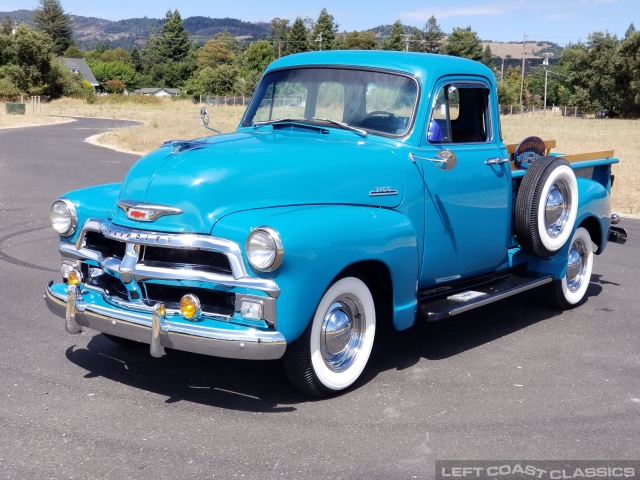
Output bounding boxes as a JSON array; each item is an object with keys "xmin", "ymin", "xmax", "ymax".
[
  {"xmin": 1, "ymin": 15, "xmax": 13, "ymax": 35},
  {"xmin": 158, "ymin": 10, "xmax": 190, "ymax": 62},
  {"xmin": 286, "ymin": 17, "xmax": 309, "ymax": 55},
  {"xmin": 33, "ymin": 0, "xmax": 74, "ymax": 56},
  {"xmin": 310, "ymin": 9, "xmax": 338, "ymax": 51},
  {"xmin": 408, "ymin": 27, "xmax": 425, "ymax": 53},
  {"xmin": 130, "ymin": 46, "xmax": 142, "ymax": 72},
  {"xmin": 444, "ymin": 26, "xmax": 483, "ymax": 61},
  {"xmin": 141, "ymin": 27, "xmax": 162, "ymax": 74},
  {"xmin": 625, "ymin": 22, "xmax": 636, "ymax": 39},
  {"xmin": 481, "ymin": 44, "xmax": 494, "ymax": 68},
  {"xmin": 382, "ymin": 20, "xmax": 405, "ymax": 51},
  {"xmin": 423, "ymin": 16, "xmax": 444, "ymax": 54}
]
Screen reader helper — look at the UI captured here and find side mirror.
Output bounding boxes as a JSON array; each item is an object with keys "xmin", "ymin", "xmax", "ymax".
[
  {"xmin": 199, "ymin": 107, "xmax": 209, "ymax": 127},
  {"xmin": 435, "ymin": 149, "xmax": 457, "ymax": 171},
  {"xmin": 197, "ymin": 107, "xmax": 222, "ymax": 134}
]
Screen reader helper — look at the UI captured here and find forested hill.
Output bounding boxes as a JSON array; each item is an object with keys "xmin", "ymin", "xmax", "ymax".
[{"xmin": 0, "ymin": 10, "xmax": 271, "ymax": 49}]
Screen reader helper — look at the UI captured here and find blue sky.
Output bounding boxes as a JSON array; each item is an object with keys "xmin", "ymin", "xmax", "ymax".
[{"xmin": 3, "ymin": 0, "xmax": 637, "ymax": 45}]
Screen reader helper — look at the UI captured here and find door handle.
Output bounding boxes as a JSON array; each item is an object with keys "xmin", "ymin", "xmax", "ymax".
[{"xmin": 485, "ymin": 157, "xmax": 510, "ymax": 165}]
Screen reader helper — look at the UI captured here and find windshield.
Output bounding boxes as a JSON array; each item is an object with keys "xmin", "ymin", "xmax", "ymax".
[{"xmin": 242, "ymin": 67, "xmax": 419, "ymax": 136}]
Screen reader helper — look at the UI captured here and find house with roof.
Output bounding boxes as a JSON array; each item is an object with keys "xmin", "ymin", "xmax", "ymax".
[
  {"xmin": 61, "ymin": 58, "xmax": 100, "ymax": 89},
  {"xmin": 133, "ymin": 87, "xmax": 180, "ymax": 97}
]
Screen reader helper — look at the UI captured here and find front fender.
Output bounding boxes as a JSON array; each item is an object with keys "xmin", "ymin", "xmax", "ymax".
[
  {"xmin": 211, "ymin": 205, "xmax": 420, "ymax": 343},
  {"xmin": 56, "ymin": 183, "xmax": 122, "ymax": 244}
]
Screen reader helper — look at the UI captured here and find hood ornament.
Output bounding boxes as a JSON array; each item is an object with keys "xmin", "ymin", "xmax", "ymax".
[{"xmin": 117, "ymin": 200, "xmax": 182, "ymax": 222}]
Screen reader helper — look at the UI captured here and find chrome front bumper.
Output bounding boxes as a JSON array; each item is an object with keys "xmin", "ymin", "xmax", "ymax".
[{"xmin": 45, "ymin": 282, "xmax": 287, "ymax": 360}]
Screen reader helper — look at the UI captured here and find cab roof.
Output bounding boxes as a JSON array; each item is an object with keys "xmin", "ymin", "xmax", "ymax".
[{"xmin": 265, "ymin": 51, "xmax": 496, "ymax": 87}]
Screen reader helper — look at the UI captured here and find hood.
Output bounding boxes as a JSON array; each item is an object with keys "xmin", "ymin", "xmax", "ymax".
[{"xmin": 110, "ymin": 128, "xmax": 406, "ymax": 233}]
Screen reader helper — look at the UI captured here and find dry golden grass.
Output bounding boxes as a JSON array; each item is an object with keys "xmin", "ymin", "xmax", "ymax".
[
  {"xmin": 501, "ymin": 114, "xmax": 640, "ymax": 215},
  {"xmin": 41, "ymin": 97, "xmax": 245, "ymax": 154},
  {"xmin": 3, "ymin": 97, "xmax": 638, "ymax": 215}
]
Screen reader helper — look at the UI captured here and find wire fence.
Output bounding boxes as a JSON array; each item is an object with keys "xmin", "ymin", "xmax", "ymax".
[
  {"xmin": 499, "ymin": 105, "xmax": 585, "ymax": 117},
  {"xmin": 198, "ymin": 97, "xmax": 587, "ymax": 118},
  {"xmin": 199, "ymin": 95, "xmax": 249, "ymax": 106}
]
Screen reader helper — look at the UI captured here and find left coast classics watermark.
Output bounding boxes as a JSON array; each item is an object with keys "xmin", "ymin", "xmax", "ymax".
[{"xmin": 435, "ymin": 461, "xmax": 639, "ymax": 480}]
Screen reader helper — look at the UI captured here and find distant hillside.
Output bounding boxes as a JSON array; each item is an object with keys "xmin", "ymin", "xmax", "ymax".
[
  {"xmin": 0, "ymin": 10, "xmax": 271, "ymax": 49},
  {"xmin": 0, "ymin": 10, "xmax": 563, "ymax": 59},
  {"xmin": 369, "ymin": 24, "xmax": 564, "ymax": 62}
]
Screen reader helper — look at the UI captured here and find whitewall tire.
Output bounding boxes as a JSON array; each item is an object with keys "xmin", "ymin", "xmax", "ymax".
[{"xmin": 284, "ymin": 276, "xmax": 376, "ymax": 396}]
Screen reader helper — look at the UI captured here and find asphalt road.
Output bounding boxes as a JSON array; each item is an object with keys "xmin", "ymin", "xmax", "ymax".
[{"xmin": 0, "ymin": 118, "xmax": 638, "ymax": 479}]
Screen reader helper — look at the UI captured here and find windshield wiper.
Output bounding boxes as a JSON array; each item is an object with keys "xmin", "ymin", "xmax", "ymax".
[
  {"xmin": 252, "ymin": 118, "xmax": 302, "ymax": 128},
  {"xmin": 312, "ymin": 117, "xmax": 368, "ymax": 137}
]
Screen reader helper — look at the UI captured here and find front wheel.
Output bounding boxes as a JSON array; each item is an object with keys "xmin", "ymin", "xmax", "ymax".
[
  {"xmin": 542, "ymin": 227, "xmax": 594, "ymax": 309},
  {"xmin": 283, "ymin": 276, "xmax": 376, "ymax": 397}
]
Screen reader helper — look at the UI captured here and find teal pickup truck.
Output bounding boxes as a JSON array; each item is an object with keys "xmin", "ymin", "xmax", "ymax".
[{"xmin": 45, "ymin": 51, "xmax": 627, "ymax": 396}]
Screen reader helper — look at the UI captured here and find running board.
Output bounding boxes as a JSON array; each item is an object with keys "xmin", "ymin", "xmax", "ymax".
[{"xmin": 419, "ymin": 271, "xmax": 553, "ymax": 321}]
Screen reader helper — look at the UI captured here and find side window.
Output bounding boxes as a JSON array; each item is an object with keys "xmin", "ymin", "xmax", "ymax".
[{"xmin": 428, "ymin": 84, "xmax": 490, "ymax": 144}]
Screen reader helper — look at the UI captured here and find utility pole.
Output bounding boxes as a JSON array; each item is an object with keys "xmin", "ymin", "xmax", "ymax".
[
  {"xmin": 543, "ymin": 54, "xmax": 549, "ymax": 115},
  {"xmin": 519, "ymin": 34, "xmax": 527, "ymax": 117}
]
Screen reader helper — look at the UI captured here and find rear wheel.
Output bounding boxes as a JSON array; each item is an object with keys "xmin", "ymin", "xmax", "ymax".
[
  {"xmin": 283, "ymin": 276, "xmax": 376, "ymax": 397},
  {"xmin": 543, "ymin": 227, "xmax": 594, "ymax": 309}
]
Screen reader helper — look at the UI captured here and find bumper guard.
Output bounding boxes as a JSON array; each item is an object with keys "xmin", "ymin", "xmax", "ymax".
[{"xmin": 45, "ymin": 281, "xmax": 286, "ymax": 360}]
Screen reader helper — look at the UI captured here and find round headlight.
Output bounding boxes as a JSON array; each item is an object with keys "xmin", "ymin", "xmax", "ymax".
[
  {"xmin": 245, "ymin": 226, "xmax": 284, "ymax": 272},
  {"xmin": 50, "ymin": 199, "xmax": 77, "ymax": 236}
]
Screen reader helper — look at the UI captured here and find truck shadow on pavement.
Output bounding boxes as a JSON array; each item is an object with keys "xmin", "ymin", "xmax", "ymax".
[{"xmin": 63, "ymin": 282, "xmax": 604, "ymax": 410}]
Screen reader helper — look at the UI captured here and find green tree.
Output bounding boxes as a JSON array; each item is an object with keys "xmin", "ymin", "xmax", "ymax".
[
  {"xmin": 1, "ymin": 15, "xmax": 13, "ymax": 35},
  {"xmin": 240, "ymin": 40, "xmax": 275, "ymax": 76},
  {"xmin": 444, "ymin": 26, "xmax": 483, "ymax": 61},
  {"xmin": 625, "ymin": 23, "xmax": 636, "ymax": 39},
  {"xmin": 198, "ymin": 40, "xmax": 234, "ymax": 69},
  {"xmin": 310, "ymin": 8, "xmax": 338, "ymax": 51},
  {"xmin": 285, "ymin": 17, "xmax": 309, "ymax": 55},
  {"xmin": 158, "ymin": 10, "xmax": 190, "ymax": 62},
  {"xmin": 141, "ymin": 27, "xmax": 163, "ymax": 74},
  {"xmin": 618, "ymin": 31, "xmax": 640, "ymax": 115},
  {"xmin": 408, "ymin": 27, "xmax": 424, "ymax": 53},
  {"xmin": 422, "ymin": 16, "xmax": 444, "ymax": 53},
  {"xmin": 270, "ymin": 17, "xmax": 290, "ymax": 57},
  {"xmin": 0, "ymin": 24, "xmax": 53, "ymax": 94},
  {"xmin": 63, "ymin": 45, "xmax": 84, "ymax": 58},
  {"xmin": 94, "ymin": 40, "xmax": 109, "ymax": 54},
  {"xmin": 481, "ymin": 44, "xmax": 494, "ymax": 68},
  {"xmin": 33, "ymin": 0, "xmax": 74, "ymax": 56},
  {"xmin": 130, "ymin": 46, "xmax": 142, "ymax": 72},
  {"xmin": 213, "ymin": 30, "xmax": 238, "ymax": 54},
  {"xmin": 91, "ymin": 60, "xmax": 140, "ymax": 89},
  {"xmin": 343, "ymin": 31, "xmax": 377, "ymax": 50},
  {"xmin": 498, "ymin": 66, "xmax": 525, "ymax": 106},
  {"xmin": 100, "ymin": 47, "xmax": 132, "ymax": 64},
  {"xmin": 561, "ymin": 32, "xmax": 627, "ymax": 114},
  {"xmin": 382, "ymin": 20, "xmax": 406, "ymax": 51}
]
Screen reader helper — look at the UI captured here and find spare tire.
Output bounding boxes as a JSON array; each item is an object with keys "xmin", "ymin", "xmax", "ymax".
[{"xmin": 515, "ymin": 156, "xmax": 578, "ymax": 257}]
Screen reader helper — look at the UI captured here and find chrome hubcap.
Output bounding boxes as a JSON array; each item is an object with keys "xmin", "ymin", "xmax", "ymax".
[
  {"xmin": 320, "ymin": 294, "xmax": 366, "ymax": 372},
  {"xmin": 566, "ymin": 239, "xmax": 587, "ymax": 292},
  {"xmin": 545, "ymin": 182, "xmax": 571, "ymax": 238}
]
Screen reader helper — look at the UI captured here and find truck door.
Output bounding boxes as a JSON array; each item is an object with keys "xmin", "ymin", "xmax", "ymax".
[{"xmin": 414, "ymin": 80, "xmax": 511, "ymax": 287}]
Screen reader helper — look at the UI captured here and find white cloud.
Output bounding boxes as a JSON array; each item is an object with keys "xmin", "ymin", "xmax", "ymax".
[{"xmin": 400, "ymin": 0, "xmax": 528, "ymax": 22}]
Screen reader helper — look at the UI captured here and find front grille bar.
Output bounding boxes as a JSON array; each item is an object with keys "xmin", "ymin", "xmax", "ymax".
[{"xmin": 61, "ymin": 218, "xmax": 280, "ymax": 298}]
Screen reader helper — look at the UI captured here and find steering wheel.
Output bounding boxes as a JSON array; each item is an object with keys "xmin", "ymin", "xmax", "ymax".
[{"xmin": 363, "ymin": 111, "xmax": 400, "ymax": 121}]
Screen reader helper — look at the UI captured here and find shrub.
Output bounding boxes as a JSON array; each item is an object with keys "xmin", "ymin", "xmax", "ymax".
[{"xmin": 104, "ymin": 79, "xmax": 126, "ymax": 94}]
